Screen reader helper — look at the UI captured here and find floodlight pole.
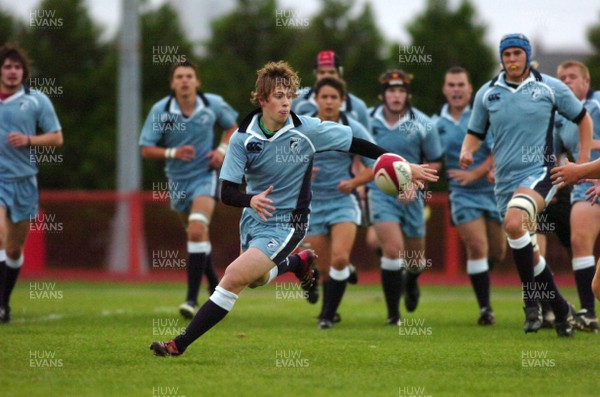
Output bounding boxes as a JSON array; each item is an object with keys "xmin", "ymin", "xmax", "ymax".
[{"xmin": 109, "ymin": 0, "xmax": 146, "ymax": 274}]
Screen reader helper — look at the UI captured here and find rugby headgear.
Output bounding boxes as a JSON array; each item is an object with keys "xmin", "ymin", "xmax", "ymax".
[
  {"xmin": 499, "ymin": 33, "xmax": 532, "ymax": 68},
  {"xmin": 379, "ymin": 70, "xmax": 412, "ymax": 93},
  {"xmin": 315, "ymin": 50, "xmax": 343, "ymax": 76}
]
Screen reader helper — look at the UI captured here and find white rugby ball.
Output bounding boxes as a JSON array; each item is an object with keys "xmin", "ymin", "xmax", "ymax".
[{"xmin": 373, "ymin": 153, "xmax": 412, "ymax": 196}]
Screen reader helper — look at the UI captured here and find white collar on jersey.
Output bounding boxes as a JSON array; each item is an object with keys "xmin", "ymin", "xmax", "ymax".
[
  {"xmin": 0, "ymin": 85, "xmax": 26, "ymax": 104},
  {"xmin": 440, "ymin": 103, "xmax": 470, "ymax": 125},
  {"xmin": 494, "ymin": 71, "xmax": 537, "ymax": 92},
  {"xmin": 245, "ymin": 113, "xmax": 296, "ymax": 141},
  {"xmin": 168, "ymin": 95, "xmax": 205, "ymax": 119}
]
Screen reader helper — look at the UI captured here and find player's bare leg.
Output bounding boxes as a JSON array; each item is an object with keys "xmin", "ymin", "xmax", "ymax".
[{"xmin": 504, "ymin": 187, "xmax": 574, "ymax": 336}]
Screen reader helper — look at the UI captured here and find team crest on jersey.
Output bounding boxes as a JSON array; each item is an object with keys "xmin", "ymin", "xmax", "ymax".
[
  {"xmin": 488, "ymin": 93, "xmax": 501, "ymax": 102},
  {"xmin": 526, "ymin": 86, "xmax": 543, "ymax": 99},
  {"xmin": 289, "ymin": 137, "xmax": 302, "ymax": 153},
  {"xmin": 19, "ymin": 101, "xmax": 29, "ymax": 110},
  {"xmin": 199, "ymin": 114, "xmax": 211, "ymax": 124},
  {"xmin": 266, "ymin": 238, "xmax": 279, "ymax": 251},
  {"xmin": 246, "ymin": 141, "xmax": 263, "ymax": 153}
]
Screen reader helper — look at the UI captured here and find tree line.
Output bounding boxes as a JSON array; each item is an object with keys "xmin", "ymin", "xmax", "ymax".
[{"xmin": 1, "ymin": 0, "xmax": 599, "ymax": 190}]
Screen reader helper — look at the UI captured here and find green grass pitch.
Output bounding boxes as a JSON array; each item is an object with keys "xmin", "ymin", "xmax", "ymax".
[{"xmin": 1, "ymin": 281, "xmax": 599, "ymax": 397}]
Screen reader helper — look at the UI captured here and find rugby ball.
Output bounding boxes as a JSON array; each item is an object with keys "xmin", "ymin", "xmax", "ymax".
[{"xmin": 373, "ymin": 153, "xmax": 412, "ymax": 196}]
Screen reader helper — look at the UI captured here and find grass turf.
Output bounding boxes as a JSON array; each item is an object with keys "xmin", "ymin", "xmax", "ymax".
[{"xmin": 1, "ymin": 281, "xmax": 599, "ymax": 397}]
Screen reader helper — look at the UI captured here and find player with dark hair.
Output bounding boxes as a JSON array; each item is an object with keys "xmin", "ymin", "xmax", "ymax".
[
  {"xmin": 292, "ymin": 50, "xmax": 370, "ymax": 131},
  {"xmin": 149, "ymin": 61, "xmax": 438, "ymax": 356},
  {"xmin": 303, "ymin": 77, "xmax": 375, "ymax": 329},
  {"xmin": 460, "ymin": 34, "xmax": 593, "ymax": 337},
  {"xmin": 139, "ymin": 60, "xmax": 238, "ymax": 319},
  {"xmin": 435, "ymin": 66, "xmax": 505, "ymax": 325},
  {"xmin": 0, "ymin": 43, "xmax": 63, "ymax": 323},
  {"xmin": 368, "ymin": 70, "xmax": 443, "ymax": 325}
]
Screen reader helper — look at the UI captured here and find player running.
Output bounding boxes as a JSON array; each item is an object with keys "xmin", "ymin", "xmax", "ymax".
[
  {"xmin": 368, "ymin": 70, "xmax": 443, "ymax": 325},
  {"xmin": 460, "ymin": 34, "xmax": 593, "ymax": 337},
  {"xmin": 0, "ymin": 44, "xmax": 64, "ymax": 324},
  {"xmin": 435, "ymin": 66, "xmax": 506, "ymax": 325},
  {"xmin": 149, "ymin": 61, "xmax": 438, "ymax": 356},
  {"xmin": 548, "ymin": 60, "xmax": 600, "ymax": 332},
  {"xmin": 139, "ymin": 60, "xmax": 238, "ymax": 319},
  {"xmin": 303, "ymin": 77, "xmax": 375, "ymax": 329}
]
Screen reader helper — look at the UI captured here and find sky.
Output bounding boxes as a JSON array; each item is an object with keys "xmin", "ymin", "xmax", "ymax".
[{"xmin": 4, "ymin": 0, "xmax": 600, "ymax": 53}]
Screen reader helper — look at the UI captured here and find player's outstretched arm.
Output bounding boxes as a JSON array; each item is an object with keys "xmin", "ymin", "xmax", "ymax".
[
  {"xmin": 551, "ymin": 158, "xmax": 600, "ymax": 185},
  {"xmin": 348, "ymin": 137, "xmax": 438, "ymax": 186},
  {"xmin": 408, "ymin": 163, "xmax": 439, "ymax": 188}
]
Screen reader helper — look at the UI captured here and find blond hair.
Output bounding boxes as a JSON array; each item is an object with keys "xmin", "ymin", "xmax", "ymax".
[
  {"xmin": 251, "ymin": 61, "xmax": 299, "ymax": 106},
  {"xmin": 557, "ymin": 60, "xmax": 590, "ymax": 80}
]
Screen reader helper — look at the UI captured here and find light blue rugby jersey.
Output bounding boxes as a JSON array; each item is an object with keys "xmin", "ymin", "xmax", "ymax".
[
  {"xmin": 468, "ymin": 70, "xmax": 585, "ymax": 195},
  {"xmin": 0, "ymin": 86, "xmax": 61, "ymax": 180},
  {"xmin": 368, "ymin": 104, "xmax": 442, "ymax": 164},
  {"xmin": 292, "ymin": 87, "xmax": 371, "ymax": 131},
  {"xmin": 220, "ymin": 110, "xmax": 353, "ymax": 224},
  {"xmin": 554, "ymin": 90, "xmax": 600, "ymax": 162},
  {"xmin": 312, "ymin": 113, "xmax": 375, "ymax": 200},
  {"xmin": 435, "ymin": 104, "xmax": 494, "ymax": 193},
  {"xmin": 139, "ymin": 92, "xmax": 238, "ymax": 180}
]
